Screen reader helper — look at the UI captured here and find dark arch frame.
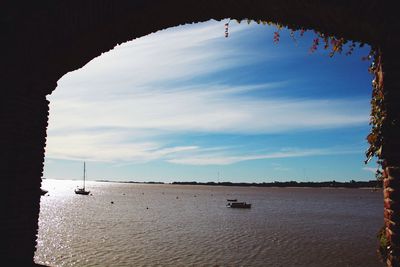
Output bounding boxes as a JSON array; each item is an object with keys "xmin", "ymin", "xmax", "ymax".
[{"xmin": 2, "ymin": 1, "xmax": 399, "ymax": 266}]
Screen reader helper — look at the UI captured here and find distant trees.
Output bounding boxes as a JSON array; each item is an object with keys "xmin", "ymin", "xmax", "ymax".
[{"xmin": 171, "ymin": 180, "xmax": 382, "ymax": 188}]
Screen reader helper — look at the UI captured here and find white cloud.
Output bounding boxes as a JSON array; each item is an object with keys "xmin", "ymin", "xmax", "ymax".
[
  {"xmin": 54, "ymin": 21, "xmax": 259, "ymax": 96},
  {"xmin": 45, "ymin": 129, "xmax": 200, "ymax": 163},
  {"xmin": 166, "ymin": 147, "xmax": 360, "ymax": 166},
  {"xmin": 48, "ymin": 83, "xmax": 368, "ymax": 136},
  {"xmin": 45, "ymin": 20, "xmax": 369, "ymax": 165}
]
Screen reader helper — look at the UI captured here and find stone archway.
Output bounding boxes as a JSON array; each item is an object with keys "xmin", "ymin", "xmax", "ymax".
[{"xmin": 2, "ymin": 1, "xmax": 398, "ymax": 266}]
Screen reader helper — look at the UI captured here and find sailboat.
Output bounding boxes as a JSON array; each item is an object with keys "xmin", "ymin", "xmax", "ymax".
[{"xmin": 75, "ymin": 162, "xmax": 90, "ymax": 195}]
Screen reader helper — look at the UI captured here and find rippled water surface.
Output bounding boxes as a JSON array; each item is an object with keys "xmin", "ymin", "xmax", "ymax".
[{"xmin": 35, "ymin": 179, "xmax": 383, "ymax": 266}]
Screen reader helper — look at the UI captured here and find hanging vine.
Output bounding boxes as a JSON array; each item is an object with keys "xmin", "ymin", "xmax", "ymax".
[{"xmin": 366, "ymin": 49, "xmax": 385, "ymax": 169}]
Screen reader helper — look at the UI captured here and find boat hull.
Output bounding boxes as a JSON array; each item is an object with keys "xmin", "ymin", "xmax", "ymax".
[
  {"xmin": 227, "ymin": 202, "xmax": 251, "ymax": 208},
  {"xmin": 75, "ymin": 189, "xmax": 90, "ymax": 195},
  {"xmin": 40, "ymin": 189, "xmax": 48, "ymax": 196}
]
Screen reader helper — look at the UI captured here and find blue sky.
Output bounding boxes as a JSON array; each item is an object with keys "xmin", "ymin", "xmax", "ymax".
[{"xmin": 43, "ymin": 20, "xmax": 377, "ymax": 182}]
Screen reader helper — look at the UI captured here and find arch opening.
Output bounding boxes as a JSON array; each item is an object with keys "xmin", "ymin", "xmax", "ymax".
[
  {"xmin": 3, "ymin": 2, "xmax": 398, "ymax": 266},
  {"xmin": 35, "ymin": 19, "xmax": 382, "ymax": 266}
]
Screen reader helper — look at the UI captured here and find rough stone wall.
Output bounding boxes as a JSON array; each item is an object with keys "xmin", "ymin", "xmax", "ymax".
[
  {"xmin": 382, "ymin": 42, "xmax": 400, "ymax": 266},
  {"xmin": 1, "ymin": 88, "xmax": 49, "ymax": 264},
  {"xmin": 1, "ymin": 0, "xmax": 397, "ymax": 265}
]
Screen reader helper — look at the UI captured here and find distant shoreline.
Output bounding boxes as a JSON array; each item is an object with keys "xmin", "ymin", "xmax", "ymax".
[
  {"xmin": 170, "ymin": 180, "xmax": 382, "ymax": 189},
  {"xmin": 92, "ymin": 179, "xmax": 382, "ymax": 189}
]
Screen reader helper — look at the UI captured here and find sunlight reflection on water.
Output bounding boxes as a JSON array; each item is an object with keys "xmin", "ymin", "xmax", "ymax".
[{"xmin": 35, "ymin": 179, "xmax": 383, "ymax": 266}]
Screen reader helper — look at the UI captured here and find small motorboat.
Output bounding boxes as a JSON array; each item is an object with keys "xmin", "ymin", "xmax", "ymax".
[
  {"xmin": 227, "ymin": 202, "xmax": 251, "ymax": 208},
  {"xmin": 40, "ymin": 188, "xmax": 48, "ymax": 196}
]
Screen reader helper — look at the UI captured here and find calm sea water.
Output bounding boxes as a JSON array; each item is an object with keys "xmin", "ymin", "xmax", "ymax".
[{"xmin": 35, "ymin": 179, "xmax": 384, "ymax": 266}]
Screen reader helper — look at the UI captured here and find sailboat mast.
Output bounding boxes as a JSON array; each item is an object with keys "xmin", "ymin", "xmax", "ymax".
[{"xmin": 83, "ymin": 161, "xmax": 86, "ymax": 189}]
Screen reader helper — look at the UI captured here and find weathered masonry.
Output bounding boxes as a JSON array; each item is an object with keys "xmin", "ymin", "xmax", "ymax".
[{"xmin": 1, "ymin": 1, "xmax": 399, "ymax": 266}]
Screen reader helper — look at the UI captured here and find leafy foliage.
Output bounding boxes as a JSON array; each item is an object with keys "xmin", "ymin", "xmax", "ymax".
[
  {"xmin": 365, "ymin": 50, "xmax": 385, "ymax": 168},
  {"xmin": 377, "ymin": 225, "xmax": 389, "ymax": 262}
]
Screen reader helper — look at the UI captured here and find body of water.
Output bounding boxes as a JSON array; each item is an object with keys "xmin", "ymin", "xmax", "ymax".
[{"xmin": 35, "ymin": 179, "xmax": 383, "ymax": 266}]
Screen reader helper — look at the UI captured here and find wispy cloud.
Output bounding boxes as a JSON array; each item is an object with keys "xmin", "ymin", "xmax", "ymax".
[
  {"xmin": 56, "ymin": 21, "xmax": 259, "ymax": 95},
  {"xmin": 45, "ymin": 129, "xmax": 361, "ymax": 166},
  {"xmin": 45, "ymin": 20, "xmax": 370, "ymax": 166},
  {"xmin": 166, "ymin": 147, "xmax": 361, "ymax": 166},
  {"xmin": 46, "ymin": 130, "xmax": 199, "ymax": 163},
  {"xmin": 49, "ymin": 83, "xmax": 368, "ymax": 135}
]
